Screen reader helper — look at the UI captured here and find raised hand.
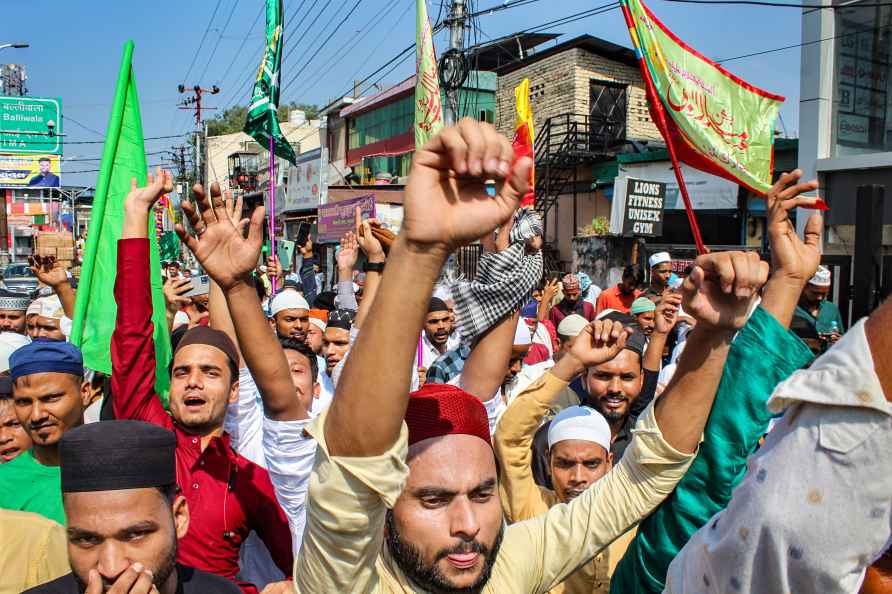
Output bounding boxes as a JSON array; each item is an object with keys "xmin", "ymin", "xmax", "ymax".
[
  {"xmin": 124, "ymin": 167, "xmax": 173, "ymax": 213},
  {"xmin": 681, "ymin": 251, "xmax": 769, "ymax": 331},
  {"xmin": 570, "ymin": 319, "xmax": 630, "ymax": 367},
  {"xmin": 163, "ymin": 276, "xmax": 192, "ymax": 314},
  {"xmin": 85, "ymin": 564, "xmax": 157, "ymax": 594},
  {"xmin": 175, "ymin": 182, "xmax": 264, "ymax": 291},
  {"xmin": 654, "ymin": 291, "xmax": 681, "ymax": 335},
  {"xmin": 401, "ymin": 118, "xmax": 532, "ymax": 253},
  {"xmin": 29, "ymin": 255, "xmax": 68, "ymax": 288},
  {"xmin": 355, "ymin": 207, "xmax": 385, "ymax": 263},
  {"xmin": 266, "ymin": 256, "xmax": 284, "ymax": 283},
  {"xmin": 337, "ymin": 231, "xmax": 359, "ymax": 273},
  {"xmin": 767, "ymin": 169, "xmax": 824, "ymax": 286},
  {"xmin": 543, "ymin": 277, "xmax": 560, "ymax": 302}
]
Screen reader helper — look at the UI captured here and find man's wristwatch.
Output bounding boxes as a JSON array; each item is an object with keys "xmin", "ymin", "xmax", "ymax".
[{"xmin": 363, "ymin": 261, "xmax": 385, "ymax": 273}]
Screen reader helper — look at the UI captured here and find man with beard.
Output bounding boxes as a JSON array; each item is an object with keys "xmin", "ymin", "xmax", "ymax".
[
  {"xmin": 642, "ymin": 252, "xmax": 673, "ymax": 302},
  {"xmin": 283, "ymin": 119, "xmax": 766, "ymax": 593},
  {"xmin": 268, "ymin": 290, "xmax": 310, "ymax": 341},
  {"xmin": 0, "ymin": 290, "xmax": 30, "ymax": 334},
  {"xmin": 24, "ymin": 420, "xmax": 240, "ymax": 593},
  {"xmin": 495, "ymin": 321, "xmax": 626, "ymax": 594},
  {"xmin": 631, "ymin": 297, "xmax": 657, "ymax": 336},
  {"xmin": 550, "ymin": 274, "xmax": 596, "ymax": 326},
  {"xmin": 112, "ymin": 171, "xmax": 293, "ymax": 593},
  {"xmin": 596, "ymin": 265, "xmax": 643, "ymax": 315},
  {"xmin": 30, "ymin": 296, "xmax": 69, "ymax": 341},
  {"xmin": 420, "ymin": 297, "xmax": 457, "ymax": 370},
  {"xmin": 0, "ymin": 340, "xmax": 90, "ymax": 525}
]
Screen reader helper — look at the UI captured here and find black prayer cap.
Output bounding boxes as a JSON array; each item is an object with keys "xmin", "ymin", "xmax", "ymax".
[
  {"xmin": 327, "ymin": 308, "xmax": 355, "ymax": 331},
  {"xmin": 60, "ymin": 420, "xmax": 176, "ymax": 493},
  {"xmin": 428, "ymin": 297, "xmax": 449, "ymax": 313}
]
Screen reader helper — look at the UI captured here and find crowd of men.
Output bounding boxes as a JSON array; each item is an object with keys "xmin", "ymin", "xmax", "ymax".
[{"xmin": 0, "ymin": 118, "xmax": 889, "ymax": 594}]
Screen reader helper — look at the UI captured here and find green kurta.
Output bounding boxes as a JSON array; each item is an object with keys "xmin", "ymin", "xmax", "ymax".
[
  {"xmin": 610, "ymin": 306, "xmax": 814, "ymax": 594},
  {"xmin": 0, "ymin": 450, "xmax": 64, "ymax": 526},
  {"xmin": 793, "ymin": 300, "xmax": 845, "ymax": 335}
]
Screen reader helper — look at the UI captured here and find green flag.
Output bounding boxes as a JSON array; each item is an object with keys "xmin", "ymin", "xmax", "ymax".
[
  {"xmin": 70, "ymin": 41, "xmax": 171, "ymax": 402},
  {"xmin": 159, "ymin": 231, "xmax": 180, "ymax": 264},
  {"xmin": 620, "ymin": 0, "xmax": 783, "ymax": 194},
  {"xmin": 244, "ymin": 0, "xmax": 296, "ymax": 164},
  {"xmin": 415, "ymin": 0, "xmax": 443, "ymax": 149}
]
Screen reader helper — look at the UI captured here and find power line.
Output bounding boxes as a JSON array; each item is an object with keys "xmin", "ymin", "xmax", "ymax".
[
  {"xmin": 197, "ymin": 0, "xmax": 241, "ymax": 84},
  {"xmin": 0, "ymin": 133, "xmax": 190, "ymax": 146},
  {"xmin": 216, "ymin": 2, "xmax": 265, "ymax": 88},
  {"xmin": 181, "ymin": 0, "xmax": 224, "ymax": 84},
  {"xmin": 61, "ymin": 115, "xmax": 104, "ymax": 138},
  {"xmin": 664, "ymin": 0, "xmax": 892, "ymax": 7},
  {"xmin": 281, "ymin": 0, "xmax": 367, "ymax": 95},
  {"xmin": 63, "ymin": 162, "xmax": 174, "ymax": 175}
]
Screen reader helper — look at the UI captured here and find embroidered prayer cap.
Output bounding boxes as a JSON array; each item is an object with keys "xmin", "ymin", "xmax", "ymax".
[
  {"xmin": 26, "ymin": 300, "xmax": 41, "ymax": 317},
  {"xmin": 808, "ymin": 265, "xmax": 832, "ymax": 287},
  {"xmin": 35, "ymin": 295, "xmax": 65, "ymax": 320},
  {"xmin": 631, "ymin": 297, "xmax": 657, "ymax": 315},
  {"xmin": 60, "ymin": 420, "xmax": 176, "ymax": 493},
  {"xmin": 405, "ymin": 383, "xmax": 491, "ymax": 447},
  {"xmin": 557, "ymin": 314, "xmax": 588, "ymax": 338},
  {"xmin": 562, "ymin": 274, "xmax": 580, "ymax": 291},
  {"xmin": 174, "ymin": 326, "xmax": 239, "ymax": 371},
  {"xmin": 547, "ymin": 405, "xmax": 611, "ymax": 451},
  {"xmin": 0, "ymin": 332, "xmax": 31, "ymax": 373},
  {"xmin": 327, "ymin": 308, "xmax": 355, "ymax": 331},
  {"xmin": 269, "ymin": 290, "xmax": 310, "ymax": 317},
  {"xmin": 648, "ymin": 251, "xmax": 672, "ymax": 268},
  {"xmin": 10, "ymin": 339, "xmax": 83, "ymax": 382},
  {"xmin": 0, "ymin": 289, "xmax": 30, "ymax": 312}
]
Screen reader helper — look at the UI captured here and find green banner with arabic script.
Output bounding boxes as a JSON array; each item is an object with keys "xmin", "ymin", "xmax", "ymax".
[{"xmin": 621, "ymin": 0, "xmax": 783, "ymax": 194}]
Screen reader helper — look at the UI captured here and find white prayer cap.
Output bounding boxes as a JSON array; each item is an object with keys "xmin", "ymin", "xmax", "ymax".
[
  {"xmin": 26, "ymin": 300, "xmax": 41, "ymax": 317},
  {"xmin": 557, "ymin": 314, "xmax": 589, "ymax": 338},
  {"xmin": 36, "ymin": 295, "xmax": 65, "ymax": 320},
  {"xmin": 547, "ymin": 405, "xmax": 612, "ymax": 451},
  {"xmin": 308, "ymin": 317, "xmax": 326, "ymax": 332},
  {"xmin": 269, "ymin": 291, "xmax": 310, "ymax": 317},
  {"xmin": 0, "ymin": 332, "xmax": 31, "ymax": 373},
  {"xmin": 648, "ymin": 252, "xmax": 671, "ymax": 268},
  {"xmin": 808, "ymin": 265, "xmax": 832, "ymax": 287},
  {"xmin": 514, "ymin": 317, "xmax": 532, "ymax": 346}
]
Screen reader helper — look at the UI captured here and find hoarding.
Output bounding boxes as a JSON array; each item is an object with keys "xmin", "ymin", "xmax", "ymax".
[
  {"xmin": 0, "ymin": 96, "xmax": 63, "ymax": 154},
  {"xmin": 285, "ymin": 147, "xmax": 327, "ymax": 212},
  {"xmin": 317, "ymin": 194, "xmax": 376, "ymax": 243},
  {"xmin": 621, "ymin": 178, "xmax": 666, "ymax": 237},
  {"xmin": 0, "ymin": 153, "xmax": 61, "ymax": 188}
]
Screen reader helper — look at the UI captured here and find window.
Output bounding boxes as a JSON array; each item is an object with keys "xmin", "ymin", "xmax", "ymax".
[
  {"xmin": 833, "ymin": 1, "xmax": 892, "ymax": 156},
  {"xmin": 589, "ymin": 80, "xmax": 628, "ymax": 150},
  {"xmin": 349, "ymin": 96, "xmax": 414, "ymax": 149}
]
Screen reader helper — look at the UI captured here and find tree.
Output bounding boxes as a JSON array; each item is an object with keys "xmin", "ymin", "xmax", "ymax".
[{"xmin": 206, "ymin": 102, "xmax": 320, "ymax": 137}]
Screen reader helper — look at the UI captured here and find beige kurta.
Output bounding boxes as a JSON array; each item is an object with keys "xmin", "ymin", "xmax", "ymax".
[
  {"xmin": 294, "ymin": 400, "xmax": 694, "ymax": 593},
  {"xmin": 494, "ymin": 371, "xmax": 638, "ymax": 594},
  {"xmin": 0, "ymin": 508, "xmax": 69, "ymax": 594}
]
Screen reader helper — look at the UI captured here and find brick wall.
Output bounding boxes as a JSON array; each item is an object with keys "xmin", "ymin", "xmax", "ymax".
[{"xmin": 496, "ymin": 47, "xmax": 662, "ymax": 142}]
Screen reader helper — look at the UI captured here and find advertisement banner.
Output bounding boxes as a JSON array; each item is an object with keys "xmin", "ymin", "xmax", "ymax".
[
  {"xmin": 0, "ymin": 153, "xmax": 61, "ymax": 188},
  {"xmin": 285, "ymin": 148, "xmax": 323, "ymax": 211},
  {"xmin": 0, "ymin": 96, "xmax": 63, "ymax": 155},
  {"xmin": 622, "ymin": 178, "xmax": 666, "ymax": 237},
  {"xmin": 317, "ymin": 194, "xmax": 376, "ymax": 243}
]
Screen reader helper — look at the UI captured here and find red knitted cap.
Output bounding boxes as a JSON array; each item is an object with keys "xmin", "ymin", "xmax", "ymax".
[{"xmin": 405, "ymin": 384, "xmax": 492, "ymax": 447}]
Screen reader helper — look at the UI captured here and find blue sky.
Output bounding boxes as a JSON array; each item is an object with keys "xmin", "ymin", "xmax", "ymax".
[{"xmin": 4, "ymin": 0, "xmax": 806, "ymax": 187}]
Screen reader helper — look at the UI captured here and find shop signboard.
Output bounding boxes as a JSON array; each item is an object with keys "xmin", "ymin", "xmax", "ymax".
[{"xmin": 317, "ymin": 193, "xmax": 376, "ymax": 243}]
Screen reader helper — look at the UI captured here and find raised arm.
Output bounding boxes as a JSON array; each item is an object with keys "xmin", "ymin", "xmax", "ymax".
[
  {"xmin": 176, "ymin": 183, "xmax": 308, "ymax": 422},
  {"xmin": 111, "ymin": 169, "xmax": 174, "ymax": 426},
  {"xmin": 298, "ymin": 237, "xmax": 318, "ymax": 306},
  {"xmin": 610, "ymin": 172, "xmax": 823, "ymax": 594},
  {"xmin": 353, "ymin": 208, "xmax": 385, "ymax": 329},
  {"xmin": 29, "ymin": 255, "xmax": 75, "ymax": 318},
  {"xmin": 327, "ymin": 119, "xmax": 532, "ymax": 457},
  {"xmin": 654, "ymin": 251, "xmax": 769, "ymax": 453}
]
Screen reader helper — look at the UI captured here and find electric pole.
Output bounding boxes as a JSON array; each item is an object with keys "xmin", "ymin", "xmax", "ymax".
[
  {"xmin": 441, "ymin": 0, "xmax": 468, "ymax": 126},
  {"xmin": 177, "ymin": 84, "xmax": 219, "ymax": 188}
]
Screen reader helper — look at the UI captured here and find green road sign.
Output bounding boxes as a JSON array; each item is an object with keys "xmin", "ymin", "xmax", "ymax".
[{"xmin": 0, "ymin": 96, "xmax": 63, "ymax": 155}]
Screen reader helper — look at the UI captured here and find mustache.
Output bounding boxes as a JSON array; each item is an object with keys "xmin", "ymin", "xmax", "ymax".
[
  {"xmin": 29, "ymin": 421, "xmax": 55, "ymax": 431},
  {"xmin": 434, "ymin": 539, "xmax": 489, "ymax": 563}
]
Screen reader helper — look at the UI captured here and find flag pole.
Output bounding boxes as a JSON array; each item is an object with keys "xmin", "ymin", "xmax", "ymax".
[
  {"xmin": 269, "ymin": 135, "xmax": 277, "ymax": 295},
  {"xmin": 619, "ymin": 0, "xmax": 707, "ymax": 255}
]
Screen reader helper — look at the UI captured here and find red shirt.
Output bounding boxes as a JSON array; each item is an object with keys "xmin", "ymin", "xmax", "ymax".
[
  {"xmin": 111, "ymin": 239, "xmax": 293, "ymax": 593},
  {"xmin": 595, "ymin": 285, "xmax": 641, "ymax": 314}
]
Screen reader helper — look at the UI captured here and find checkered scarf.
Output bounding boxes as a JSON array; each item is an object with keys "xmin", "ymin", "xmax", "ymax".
[{"xmin": 452, "ymin": 209, "xmax": 543, "ymax": 346}]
